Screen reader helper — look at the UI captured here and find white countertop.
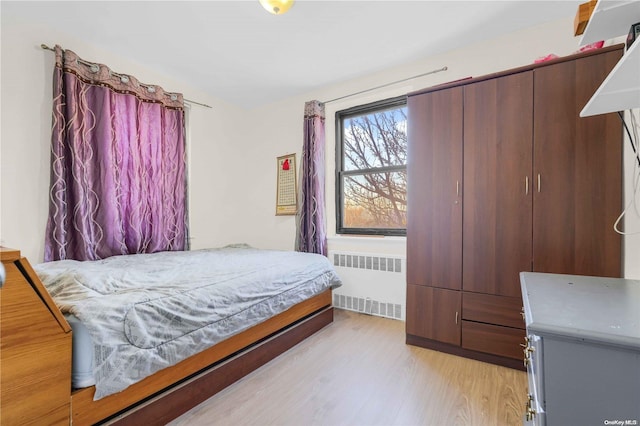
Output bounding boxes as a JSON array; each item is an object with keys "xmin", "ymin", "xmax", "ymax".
[{"xmin": 520, "ymin": 272, "xmax": 640, "ymax": 349}]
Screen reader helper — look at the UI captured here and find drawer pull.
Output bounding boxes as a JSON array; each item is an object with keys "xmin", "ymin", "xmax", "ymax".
[
  {"xmin": 522, "ymin": 336, "xmax": 534, "ymax": 367},
  {"xmin": 525, "ymin": 395, "xmax": 537, "ymax": 421}
]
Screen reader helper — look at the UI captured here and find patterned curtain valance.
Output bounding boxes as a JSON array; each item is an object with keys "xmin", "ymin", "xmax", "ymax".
[
  {"xmin": 304, "ymin": 100, "xmax": 325, "ymax": 120},
  {"xmin": 54, "ymin": 45, "xmax": 184, "ymax": 109}
]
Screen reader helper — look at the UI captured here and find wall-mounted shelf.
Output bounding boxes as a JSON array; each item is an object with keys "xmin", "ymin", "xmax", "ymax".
[
  {"xmin": 580, "ymin": 0, "xmax": 640, "ymax": 45},
  {"xmin": 581, "ymin": 40, "xmax": 640, "ymax": 117},
  {"xmin": 579, "ymin": 0, "xmax": 640, "ymax": 117}
]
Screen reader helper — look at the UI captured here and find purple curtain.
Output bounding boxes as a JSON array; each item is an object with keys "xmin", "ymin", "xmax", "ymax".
[
  {"xmin": 45, "ymin": 46, "xmax": 188, "ymax": 261},
  {"xmin": 296, "ymin": 100, "xmax": 327, "ymax": 256}
]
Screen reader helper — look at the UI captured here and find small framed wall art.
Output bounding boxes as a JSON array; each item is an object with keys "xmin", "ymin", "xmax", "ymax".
[{"xmin": 276, "ymin": 153, "xmax": 297, "ymax": 215}]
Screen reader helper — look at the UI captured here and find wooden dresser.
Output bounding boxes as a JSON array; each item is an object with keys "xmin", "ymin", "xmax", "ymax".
[
  {"xmin": 406, "ymin": 45, "xmax": 623, "ymax": 369},
  {"xmin": 1, "ymin": 247, "xmax": 72, "ymax": 425}
]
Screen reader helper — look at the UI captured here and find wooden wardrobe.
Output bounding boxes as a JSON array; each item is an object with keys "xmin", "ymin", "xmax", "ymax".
[{"xmin": 406, "ymin": 45, "xmax": 623, "ymax": 369}]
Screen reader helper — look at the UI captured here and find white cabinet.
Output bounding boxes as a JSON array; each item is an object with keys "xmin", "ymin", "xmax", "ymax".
[{"xmin": 520, "ymin": 272, "xmax": 640, "ymax": 425}]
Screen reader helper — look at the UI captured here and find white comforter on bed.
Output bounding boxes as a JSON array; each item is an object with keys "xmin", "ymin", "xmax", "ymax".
[{"xmin": 34, "ymin": 245, "xmax": 341, "ymax": 400}]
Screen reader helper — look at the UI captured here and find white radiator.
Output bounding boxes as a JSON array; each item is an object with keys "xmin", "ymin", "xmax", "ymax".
[{"xmin": 329, "ymin": 251, "xmax": 406, "ymax": 321}]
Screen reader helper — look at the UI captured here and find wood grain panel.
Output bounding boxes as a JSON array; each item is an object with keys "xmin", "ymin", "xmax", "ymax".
[
  {"xmin": 405, "ymin": 45, "xmax": 623, "ymax": 374},
  {"xmin": 18, "ymin": 258, "xmax": 72, "ymax": 333},
  {"xmin": 462, "ymin": 321, "xmax": 525, "ymax": 360},
  {"xmin": 406, "ymin": 284, "xmax": 461, "ymax": 346},
  {"xmin": 533, "ymin": 49, "xmax": 622, "ymax": 278},
  {"xmin": 409, "ymin": 44, "xmax": 624, "ymax": 98},
  {"xmin": 0, "ymin": 247, "xmax": 20, "ymax": 261},
  {"xmin": 462, "ymin": 72, "xmax": 534, "ymax": 297},
  {"xmin": 407, "ymin": 88, "xmax": 463, "ymax": 290},
  {"xmin": 72, "ymin": 290, "xmax": 333, "ymax": 425},
  {"xmin": 1, "ymin": 258, "xmax": 71, "ymax": 426},
  {"xmin": 462, "ymin": 292, "xmax": 524, "ymax": 329}
]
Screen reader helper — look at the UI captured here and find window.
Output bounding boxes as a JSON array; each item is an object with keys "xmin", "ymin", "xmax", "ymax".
[{"xmin": 336, "ymin": 96, "xmax": 407, "ymax": 236}]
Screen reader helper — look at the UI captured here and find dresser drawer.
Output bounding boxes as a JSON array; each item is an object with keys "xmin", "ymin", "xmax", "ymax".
[
  {"xmin": 462, "ymin": 292, "xmax": 524, "ymax": 329},
  {"xmin": 461, "ymin": 321, "xmax": 525, "ymax": 359}
]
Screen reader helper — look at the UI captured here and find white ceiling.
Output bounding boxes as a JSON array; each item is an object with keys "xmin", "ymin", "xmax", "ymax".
[{"xmin": 3, "ymin": 1, "xmax": 582, "ymax": 108}]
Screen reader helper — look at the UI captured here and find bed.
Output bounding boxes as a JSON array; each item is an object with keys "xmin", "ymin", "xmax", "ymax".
[{"xmin": 0, "ymin": 245, "xmax": 340, "ymax": 425}]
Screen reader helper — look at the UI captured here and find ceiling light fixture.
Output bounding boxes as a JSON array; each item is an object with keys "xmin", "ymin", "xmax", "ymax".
[{"xmin": 259, "ymin": 0, "xmax": 295, "ymax": 15}]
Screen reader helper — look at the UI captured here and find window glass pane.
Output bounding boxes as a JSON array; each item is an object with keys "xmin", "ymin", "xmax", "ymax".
[
  {"xmin": 343, "ymin": 106, "xmax": 407, "ymax": 171},
  {"xmin": 343, "ymin": 171, "xmax": 407, "ymax": 229}
]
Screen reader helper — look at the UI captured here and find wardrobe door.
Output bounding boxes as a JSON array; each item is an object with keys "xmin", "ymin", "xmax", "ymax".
[
  {"xmin": 462, "ymin": 72, "xmax": 534, "ymax": 297},
  {"xmin": 406, "ymin": 285, "xmax": 461, "ymax": 345},
  {"xmin": 407, "ymin": 88, "xmax": 463, "ymax": 290},
  {"xmin": 533, "ymin": 50, "xmax": 622, "ymax": 277}
]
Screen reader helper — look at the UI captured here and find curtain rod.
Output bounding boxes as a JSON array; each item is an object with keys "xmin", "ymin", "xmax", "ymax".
[
  {"xmin": 322, "ymin": 66, "xmax": 448, "ymax": 104},
  {"xmin": 41, "ymin": 44, "xmax": 212, "ymax": 109}
]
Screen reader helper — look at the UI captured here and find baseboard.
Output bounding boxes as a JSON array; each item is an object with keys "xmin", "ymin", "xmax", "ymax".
[{"xmin": 406, "ymin": 334, "xmax": 526, "ymax": 371}]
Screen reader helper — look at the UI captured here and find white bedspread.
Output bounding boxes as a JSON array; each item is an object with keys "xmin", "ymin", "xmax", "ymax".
[{"xmin": 34, "ymin": 245, "xmax": 341, "ymax": 400}]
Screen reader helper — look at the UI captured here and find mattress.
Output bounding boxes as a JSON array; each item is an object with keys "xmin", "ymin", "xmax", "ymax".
[
  {"xmin": 35, "ymin": 245, "xmax": 341, "ymax": 400},
  {"xmin": 66, "ymin": 314, "xmax": 96, "ymax": 389}
]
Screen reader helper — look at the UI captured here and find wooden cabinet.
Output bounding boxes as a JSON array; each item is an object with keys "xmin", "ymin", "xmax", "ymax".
[
  {"xmin": 406, "ymin": 285, "xmax": 460, "ymax": 346},
  {"xmin": 1, "ymin": 248, "xmax": 72, "ymax": 425},
  {"xmin": 407, "ymin": 87, "xmax": 463, "ymax": 291},
  {"xmin": 406, "ymin": 45, "xmax": 623, "ymax": 369},
  {"xmin": 406, "ymin": 86, "xmax": 463, "ymax": 355},
  {"xmin": 463, "ymin": 71, "xmax": 533, "ymax": 298},
  {"xmin": 533, "ymin": 50, "xmax": 622, "ymax": 277}
]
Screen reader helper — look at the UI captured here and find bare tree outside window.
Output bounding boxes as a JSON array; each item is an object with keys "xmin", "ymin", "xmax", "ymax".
[{"xmin": 337, "ymin": 97, "xmax": 407, "ymax": 235}]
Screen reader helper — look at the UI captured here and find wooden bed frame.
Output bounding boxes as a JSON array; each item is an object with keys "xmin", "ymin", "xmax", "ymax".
[{"xmin": 0, "ymin": 247, "xmax": 334, "ymax": 426}]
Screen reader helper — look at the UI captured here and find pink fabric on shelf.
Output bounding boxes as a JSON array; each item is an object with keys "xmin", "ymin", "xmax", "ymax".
[
  {"xmin": 578, "ymin": 41, "xmax": 605, "ymax": 52},
  {"xmin": 534, "ymin": 41, "xmax": 604, "ymax": 64},
  {"xmin": 534, "ymin": 54, "xmax": 559, "ymax": 63}
]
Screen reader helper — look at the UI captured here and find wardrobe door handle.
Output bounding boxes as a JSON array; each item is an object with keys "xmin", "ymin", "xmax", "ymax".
[
  {"xmin": 537, "ymin": 174, "xmax": 541, "ymax": 192},
  {"xmin": 525, "ymin": 176, "xmax": 529, "ymax": 195},
  {"xmin": 456, "ymin": 180, "xmax": 460, "ymax": 196},
  {"xmin": 455, "ymin": 311, "xmax": 459, "ymax": 324}
]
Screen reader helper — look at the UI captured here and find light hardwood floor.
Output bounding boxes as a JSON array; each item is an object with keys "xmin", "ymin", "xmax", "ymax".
[{"xmin": 168, "ymin": 309, "xmax": 527, "ymax": 426}]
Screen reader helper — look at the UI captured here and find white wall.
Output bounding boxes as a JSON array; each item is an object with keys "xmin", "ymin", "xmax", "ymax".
[{"xmin": 226, "ymin": 99, "xmax": 304, "ymax": 250}]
